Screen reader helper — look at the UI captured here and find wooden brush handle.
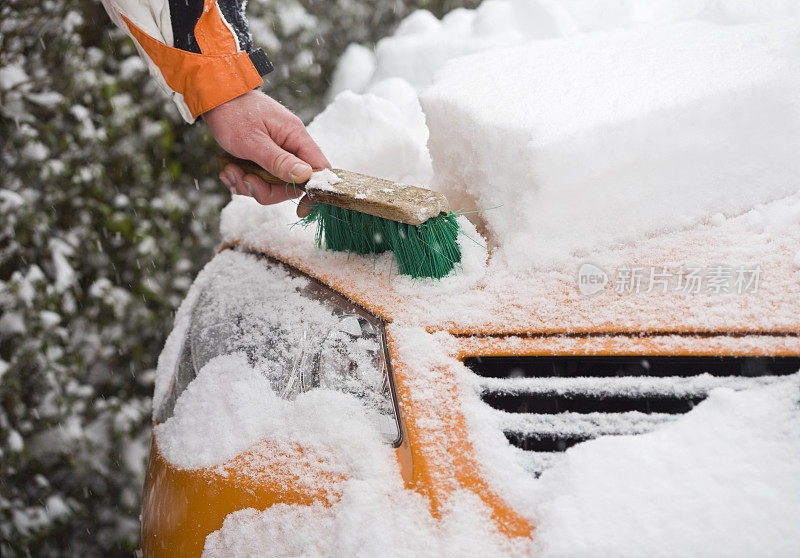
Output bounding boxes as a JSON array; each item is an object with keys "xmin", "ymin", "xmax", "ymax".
[{"xmin": 217, "ymin": 153, "xmax": 308, "ymax": 188}]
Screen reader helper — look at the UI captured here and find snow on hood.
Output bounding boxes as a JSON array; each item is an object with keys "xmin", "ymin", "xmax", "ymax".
[
  {"xmin": 220, "ymin": 190, "xmax": 800, "ymax": 334},
  {"xmin": 204, "ymin": 487, "xmax": 533, "ymax": 557},
  {"xmin": 199, "ymin": 324, "xmax": 800, "ymax": 557},
  {"xmin": 220, "ymin": 2, "xmax": 800, "ymax": 333},
  {"xmin": 528, "ymin": 375, "xmax": 800, "ymax": 556}
]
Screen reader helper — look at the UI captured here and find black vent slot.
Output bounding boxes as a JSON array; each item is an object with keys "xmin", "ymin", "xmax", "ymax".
[
  {"xmin": 468, "ymin": 356, "xmax": 799, "ymax": 379},
  {"xmin": 466, "ymin": 355, "xmax": 799, "ymax": 460}
]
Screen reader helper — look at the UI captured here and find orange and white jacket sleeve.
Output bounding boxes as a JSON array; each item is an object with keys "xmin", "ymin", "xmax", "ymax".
[{"xmin": 101, "ymin": 0, "xmax": 273, "ymax": 123}]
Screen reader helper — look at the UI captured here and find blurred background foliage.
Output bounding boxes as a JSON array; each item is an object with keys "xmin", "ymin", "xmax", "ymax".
[{"xmin": 0, "ymin": 0, "xmax": 478, "ymax": 555}]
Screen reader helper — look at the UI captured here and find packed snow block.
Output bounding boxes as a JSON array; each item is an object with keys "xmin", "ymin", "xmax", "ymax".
[
  {"xmin": 421, "ymin": 20, "xmax": 800, "ymax": 269},
  {"xmin": 559, "ymin": 0, "xmax": 800, "ymax": 31}
]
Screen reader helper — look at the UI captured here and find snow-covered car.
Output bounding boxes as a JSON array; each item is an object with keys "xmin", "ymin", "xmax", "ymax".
[
  {"xmin": 142, "ymin": 4, "xmax": 800, "ymax": 557},
  {"xmin": 142, "ymin": 218, "xmax": 800, "ymax": 557}
]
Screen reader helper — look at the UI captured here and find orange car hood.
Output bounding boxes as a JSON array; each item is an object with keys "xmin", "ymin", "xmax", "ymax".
[{"xmin": 220, "ymin": 197, "xmax": 800, "ymax": 335}]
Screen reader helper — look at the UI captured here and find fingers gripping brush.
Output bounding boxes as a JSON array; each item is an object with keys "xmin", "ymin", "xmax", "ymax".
[{"xmin": 219, "ymin": 155, "xmax": 461, "ymax": 279}]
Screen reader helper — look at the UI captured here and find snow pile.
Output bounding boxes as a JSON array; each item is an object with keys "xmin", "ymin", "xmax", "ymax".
[
  {"xmin": 155, "ymin": 324, "xmax": 532, "ymax": 557},
  {"xmin": 369, "ymin": 3, "xmax": 577, "ymax": 91},
  {"xmin": 451, "ymin": 340, "xmax": 800, "ymax": 556},
  {"xmin": 529, "ymin": 375, "xmax": 800, "ymax": 557},
  {"xmin": 558, "ymin": 0, "xmax": 800, "ymax": 31},
  {"xmin": 305, "ymin": 168, "xmax": 342, "ymax": 191},
  {"xmin": 327, "ymin": 0, "xmax": 800, "ymax": 99},
  {"xmin": 196, "ymin": 323, "xmax": 800, "ymax": 557},
  {"xmin": 308, "ymin": 79, "xmax": 433, "ymax": 184},
  {"xmin": 305, "ymin": 1, "xmax": 800, "ymax": 270},
  {"xmin": 309, "ymin": 0, "xmax": 580, "ymax": 184},
  {"xmin": 212, "ymin": 1, "xmax": 800, "ymax": 331},
  {"xmin": 199, "ymin": 325, "xmax": 533, "ymax": 558},
  {"xmin": 204, "ymin": 489, "xmax": 531, "ymax": 558},
  {"xmin": 423, "ymin": 19, "xmax": 800, "ymax": 267},
  {"xmin": 153, "ymin": 249, "xmax": 396, "ymax": 439},
  {"xmin": 156, "ymin": 354, "xmax": 393, "ymax": 476}
]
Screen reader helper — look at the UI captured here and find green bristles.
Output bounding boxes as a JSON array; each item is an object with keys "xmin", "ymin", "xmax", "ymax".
[{"xmin": 301, "ymin": 203, "xmax": 461, "ymax": 279}]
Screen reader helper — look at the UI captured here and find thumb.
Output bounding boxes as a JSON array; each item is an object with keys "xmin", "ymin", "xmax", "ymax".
[{"xmin": 243, "ymin": 135, "xmax": 313, "ymax": 184}]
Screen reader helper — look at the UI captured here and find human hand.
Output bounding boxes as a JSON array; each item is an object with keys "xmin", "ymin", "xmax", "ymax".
[{"xmin": 204, "ymin": 89, "xmax": 329, "ymax": 217}]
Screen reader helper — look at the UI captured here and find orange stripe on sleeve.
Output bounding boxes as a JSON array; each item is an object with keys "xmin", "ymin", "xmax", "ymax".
[
  {"xmin": 122, "ymin": 14, "xmax": 262, "ymax": 118},
  {"xmin": 195, "ymin": 0, "xmax": 239, "ymax": 55}
]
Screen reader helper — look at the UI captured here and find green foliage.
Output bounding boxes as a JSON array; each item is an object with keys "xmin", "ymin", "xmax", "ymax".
[
  {"xmin": 0, "ymin": 0, "xmax": 479, "ymax": 555},
  {"xmin": 0, "ymin": 2, "xmax": 221, "ymax": 555}
]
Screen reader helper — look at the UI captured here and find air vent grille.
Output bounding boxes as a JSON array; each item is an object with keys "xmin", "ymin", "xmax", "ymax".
[{"xmin": 465, "ymin": 355, "xmax": 799, "ymax": 471}]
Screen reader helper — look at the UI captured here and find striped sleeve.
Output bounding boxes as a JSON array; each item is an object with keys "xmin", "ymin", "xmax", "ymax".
[{"xmin": 101, "ymin": 0, "xmax": 273, "ymax": 123}]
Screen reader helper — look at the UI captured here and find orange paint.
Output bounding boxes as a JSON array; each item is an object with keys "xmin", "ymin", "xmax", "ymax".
[
  {"xmin": 386, "ymin": 327, "xmax": 534, "ymax": 539},
  {"xmin": 452, "ymin": 334, "xmax": 800, "ymax": 360},
  {"xmin": 141, "ymin": 438, "xmax": 345, "ymax": 558}
]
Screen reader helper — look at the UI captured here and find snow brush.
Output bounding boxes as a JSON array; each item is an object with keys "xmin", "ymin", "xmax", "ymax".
[{"xmin": 219, "ymin": 155, "xmax": 461, "ymax": 279}]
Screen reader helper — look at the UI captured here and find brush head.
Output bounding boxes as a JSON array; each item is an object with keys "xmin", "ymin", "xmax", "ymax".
[{"xmin": 302, "ymin": 203, "xmax": 461, "ymax": 279}]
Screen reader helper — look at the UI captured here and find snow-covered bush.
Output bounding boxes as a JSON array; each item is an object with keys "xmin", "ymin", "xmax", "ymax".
[
  {"xmin": 0, "ymin": 0, "xmax": 478, "ymax": 555},
  {"xmin": 0, "ymin": 1, "xmax": 220, "ymax": 555},
  {"xmin": 247, "ymin": 0, "xmax": 481, "ymax": 120}
]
